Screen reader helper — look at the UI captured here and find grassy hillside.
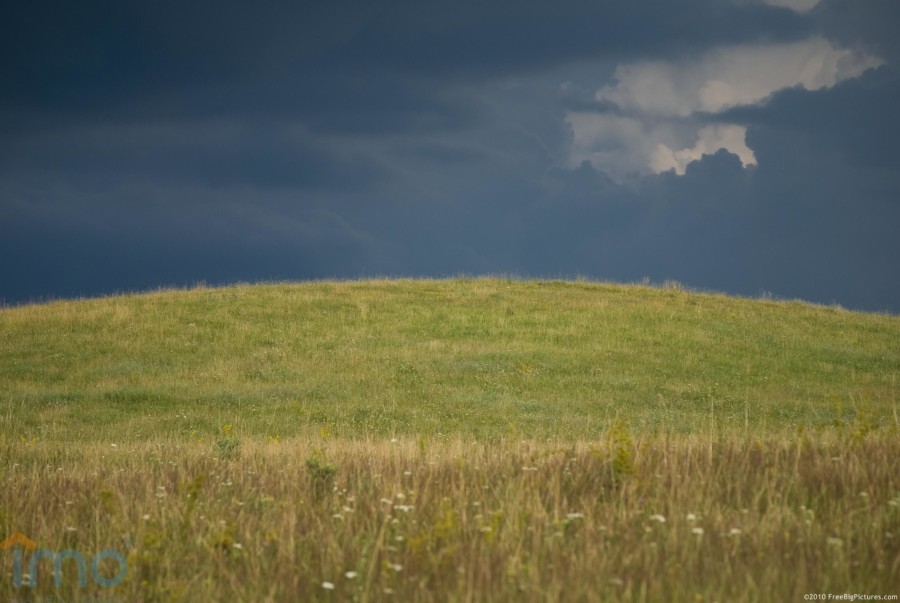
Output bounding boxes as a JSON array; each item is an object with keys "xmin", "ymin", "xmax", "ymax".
[
  {"xmin": 2, "ymin": 278, "xmax": 898, "ymax": 442},
  {"xmin": 1, "ymin": 278, "xmax": 898, "ymax": 602}
]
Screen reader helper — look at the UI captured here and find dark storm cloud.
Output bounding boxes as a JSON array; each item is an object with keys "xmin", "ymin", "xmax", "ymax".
[
  {"xmin": 0, "ymin": 0, "xmax": 810, "ymax": 117},
  {"xmin": 1, "ymin": 120, "xmax": 386, "ymax": 191},
  {"xmin": 1, "ymin": 0, "xmax": 897, "ymax": 311},
  {"xmin": 331, "ymin": 0, "xmax": 812, "ymax": 76}
]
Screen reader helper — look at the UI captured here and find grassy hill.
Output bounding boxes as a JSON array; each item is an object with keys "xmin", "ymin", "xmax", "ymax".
[
  {"xmin": 2, "ymin": 278, "xmax": 898, "ymax": 441},
  {"xmin": 1, "ymin": 278, "xmax": 898, "ymax": 601}
]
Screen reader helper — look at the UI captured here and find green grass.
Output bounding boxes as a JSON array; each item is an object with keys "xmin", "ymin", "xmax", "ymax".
[
  {"xmin": 2, "ymin": 278, "xmax": 897, "ymax": 442},
  {"xmin": 1, "ymin": 278, "xmax": 898, "ymax": 602}
]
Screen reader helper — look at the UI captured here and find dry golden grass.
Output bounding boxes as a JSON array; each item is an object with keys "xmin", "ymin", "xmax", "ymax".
[{"xmin": 2, "ymin": 428, "xmax": 899, "ymax": 602}]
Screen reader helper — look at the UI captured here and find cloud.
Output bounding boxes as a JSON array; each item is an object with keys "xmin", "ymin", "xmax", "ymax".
[
  {"xmin": 651, "ymin": 125, "xmax": 756, "ymax": 175},
  {"xmin": 759, "ymin": 0, "xmax": 820, "ymax": 12},
  {"xmin": 596, "ymin": 37, "xmax": 882, "ymax": 117},
  {"xmin": 567, "ymin": 37, "xmax": 882, "ymax": 177},
  {"xmin": 565, "ymin": 114, "xmax": 756, "ymax": 178}
]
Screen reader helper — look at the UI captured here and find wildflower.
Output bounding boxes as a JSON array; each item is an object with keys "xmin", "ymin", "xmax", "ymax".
[
  {"xmin": 566, "ymin": 512, "xmax": 585, "ymax": 520},
  {"xmin": 384, "ymin": 588, "xmax": 395, "ymax": 594},
  {"xmin": 380, "ymin": 498, "xmax": 393, "ymax": 505},
  {"xmin": 110, "ymin": 444, "xmax": 117, "ymax": 448},
  {"xmin": 390, "ymin": 438, "xmax": 399, "ymax": 444},
  {"xmin": 322, "ymin": 581, "xmax": 335, "ymax": 590},
  {"xmin": 649, "ymin": 514, "xmax": 666, "ymax": 524},
  {"xmin": 403, "ymin": 470, "xmax": 412, "ymax": 476},
  {"xmin": 65, "ymin": 527, "xmax": 77, "ymax": 532},
  {"xmin": 345, "ymin": 571, "xmax": 358, "ymax": 579},
  {"xmin": 394, "ymin": 504, "xmax": 414, "ymax": 513},
  {"xmin": 728, "ymin": 528, "xmax": 742, "ymax": 537},
  {"xmin": 827, "ymin": 537, "xmax": 843, "ymax": 547},
  {"xmin": 691, "ymin": 527, "xmax": 704, "ymax": 536},
  {"xmin": 686, "ymin": 513, "xmax": 697, "ymax": 522},
  {"xmin": 232, "ymin": 543, "xmax": 243, "ymax": 550},
  {"xmin": 389, "ymin": 563, "xmax": 403, "ymax": 572},
  {"xmin": 142, "ymin": 514, "xmax": 151, "ymax": 520}
]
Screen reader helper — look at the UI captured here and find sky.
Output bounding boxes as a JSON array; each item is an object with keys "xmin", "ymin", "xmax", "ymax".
[{"xmin": 1, "ymin": 0, "xmax": 898, "ymax": 312}]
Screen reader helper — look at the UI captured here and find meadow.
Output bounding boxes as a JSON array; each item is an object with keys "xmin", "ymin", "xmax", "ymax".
[{"xmin": 1, "ymin": 278, "xmax": 898, "ymax": 601}]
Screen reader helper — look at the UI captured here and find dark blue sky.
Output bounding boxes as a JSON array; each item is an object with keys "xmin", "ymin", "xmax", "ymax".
[{"xmin": 2, "ymin": 0, "xmax": 898, "ymax": 311}]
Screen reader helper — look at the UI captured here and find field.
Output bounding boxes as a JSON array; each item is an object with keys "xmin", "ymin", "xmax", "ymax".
[{"xmin": 1, "ymin": 278, "xmax": 898, "ymax": 601}]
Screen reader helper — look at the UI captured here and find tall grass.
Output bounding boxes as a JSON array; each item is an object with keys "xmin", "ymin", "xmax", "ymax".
[{"xmin": 2, "ymin": 430, "xmax": 898, "ymax": 602}]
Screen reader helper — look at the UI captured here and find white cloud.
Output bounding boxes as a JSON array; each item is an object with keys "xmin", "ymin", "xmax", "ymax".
[
  {"xmin": 566, "ymin": 113, "xmax": 655, "ymax": 179},
  {"xmin": 595, "ymin": 38, "xmax": 883, "ymax": 118},
  {"xmin": 567, "ymin": 37, "xmax": 882, "ymax": 177},
  {"xmin": 567, "ymin": 115, "xmax": 756, "ymax": 178},
  {"xmin": 651, "ymin": 125, "xmax": 756, "ymax": 175}
]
